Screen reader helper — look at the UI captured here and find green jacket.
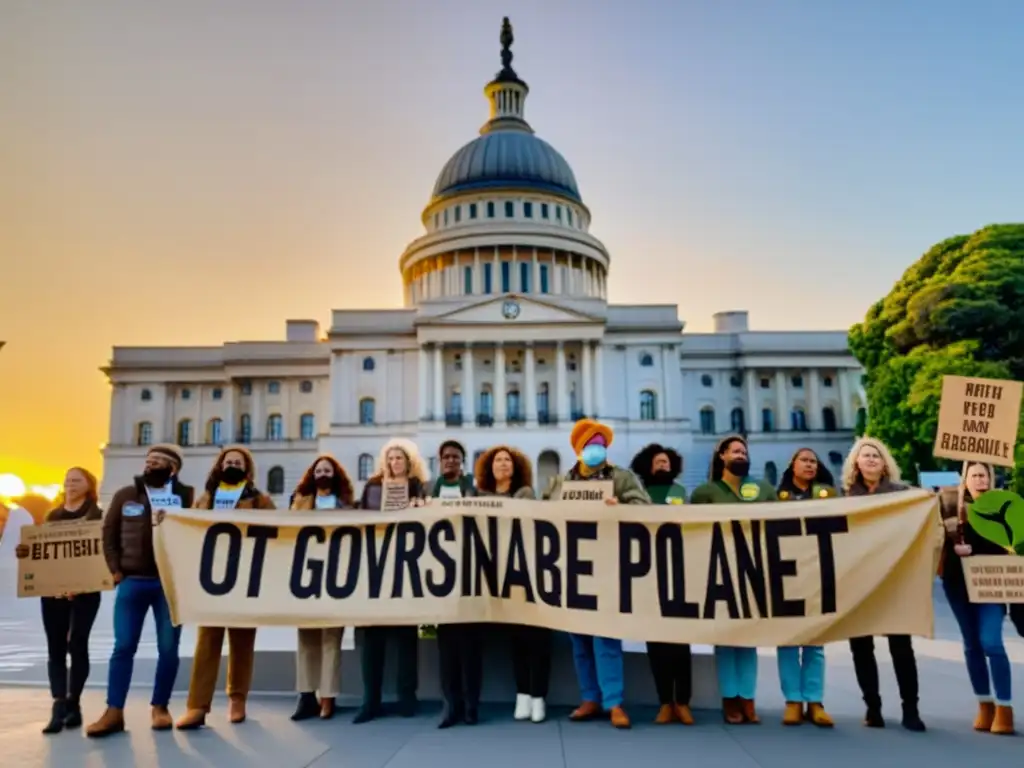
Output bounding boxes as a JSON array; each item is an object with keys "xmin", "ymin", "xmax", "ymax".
[
  {"xmin": 543, "ymin": 464, "xmax": 651, "ymax": 504},
  {"xmin": 690, "ymin": 477, "xmax": 777, "ymax": 504},
  {"xmin": 777, "ymin": 483, "xmax": 838, "ymax": 501},
  {"xmin": 432, "ymin": 474, "xmax": 476, "ymax": 498},
  {"xmin": 648, "ymin": 482, "xmax": 688, "ymax": 505}
]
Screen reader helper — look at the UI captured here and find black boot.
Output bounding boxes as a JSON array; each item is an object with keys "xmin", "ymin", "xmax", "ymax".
[
  {"xmin": 290, "ymin": 692, "xmax": 319, "ymax": 722},
  {"xmin": 438, "ymin": 701, "xmax": 463, "ymax": 729},
  {"xmin": 397, "ymin": 697, "xmax": 418, "ymax": 718},
  {"xmin": 42, "ymin": 700, "xmax": 67, "ymax": 735},
  {"xmin": 463, "ymin": 704, "xmax": 479, "ymax": 725},
  {"xmin": 863, "ymin": 695, "xmax": 884, "ymax": 728},
  {"xmin": 352, "ymin": 704, "xmax": 380, "ymax": 724},
  {"xmin": 901, "ymin": 702, "xmax": 925, "ymax": 732},
  {"xmin": 64, "ymin": 699, "xmax": 82, "ymax": 728}
]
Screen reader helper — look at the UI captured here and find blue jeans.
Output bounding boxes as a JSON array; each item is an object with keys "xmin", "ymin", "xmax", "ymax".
[
  {"xmin": 715, "ymin": 646, "xmax": 757, "ymax": 699},
  {"xmin": 945, "ymin": 583, "xmax": 1012, "ymax": 704},
  {"xmin": 107, "ymin": 577, "xmax": 182, "ymax": 709},
  {"xmin": 777, "ymin": 645, "xmax": 825, "ymax": 703},
  {"xmin": 569, "ymin": 634, "xmax": 624, "ymax": 709}
]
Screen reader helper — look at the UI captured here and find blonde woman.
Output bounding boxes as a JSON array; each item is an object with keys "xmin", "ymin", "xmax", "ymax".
[
  {"xmin": 352, "ymin": 438, "xmax": 428, "ymax": 724},
  {"xmin": 842, "ymin": 437, "xmax": 924, "ymax": 732}
]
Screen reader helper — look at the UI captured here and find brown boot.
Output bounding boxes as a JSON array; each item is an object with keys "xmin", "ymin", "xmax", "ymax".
[
  {"xmin": 569, "ymin": 700, "xmax": 602, "ymax": 721},
  {"xmin": 722, "ymin": 697, "xmax": 743, "ymax": 725},
  {"xmin": 782, "ymin": 701, "xmax": 804, "ymax": 725},
  {"xmin": 673, "ymin": 702, "xmax": 695, "ymax": 725},
  {"xmin": 974, "ymin": 701, "xmax": 996, "ymax": 731},
  {"xmin": 806, "ymin": 703, "xmax": 834, "ymax": 728},
  {"xmin": 86, "ymin": 707, "xmax": 125, "ymax": 738},
  {"xmin": 654, "ymin": 704, "xmax": 675, "ymax": 724},
  {"xmin": 991, "ymin": 705, "xmax": 1015, "ymax": 735},
  {"xmin": 609, "ymin": 706, "xmax": 631, "ymax": 729},
  {"xmin": 175, "ymin": 709, "xmax": 206, "ymax": 730},
  {"xmin": 151, "ymin": 706, "xmax": 173, "ymax": 731},
  {"xmin": 740, "ymin": 698, "xmax": 760, "ymax": 724},
  {"xmin": 320, "ymin": 697, "xmax": 335, "ymax": 720},
  {"xmin": 228, "ymin": 695, "xmax": 247, "ymax": 724}
]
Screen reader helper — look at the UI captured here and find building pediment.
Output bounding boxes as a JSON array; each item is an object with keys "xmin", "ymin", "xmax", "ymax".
[{"xmin": 419, "ymin": 294, "xmax": 603, "ymax": 327}]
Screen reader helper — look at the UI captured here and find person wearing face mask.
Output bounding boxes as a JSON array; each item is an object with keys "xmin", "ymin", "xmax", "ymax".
[
  {"xmin": 87, "ymin": 445, "xmax": 194, "ymax": 738},
  {"xmin": 628, "ymin": 444, "xmax": 694, "ymax": 726},
  {"xmin": 353, "ymin": 438, "xmax": 428, "ymax": 724},
  {"xmin": 938, "ymin": 462, "xmax": 1014, "ymax": 735},
  {"xmin": 690, "ymin": 435, "xmax": 775, "ymax": 726},
  {"xmin": 774, "ymin": 448, "xmax": 837, "ymax": 727},
  {"xmin": 545, "ymin": 419, "xmax": 651, "ymax": 730},
  {"xmin": 842, "ymin": 436, "xmax": 924, "ymax": 732},
  {"xmin": 287, "ymin": 455, "xmax": 356, "ymax": 721},
  {"xmin": 175, "ymin": 447, "xmax": 275, "ymax": 730}
]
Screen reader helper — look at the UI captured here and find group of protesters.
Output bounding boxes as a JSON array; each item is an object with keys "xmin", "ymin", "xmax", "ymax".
[{"xmin": 17, "ymin": 418, "xmax": 1019, "ymax": 739}]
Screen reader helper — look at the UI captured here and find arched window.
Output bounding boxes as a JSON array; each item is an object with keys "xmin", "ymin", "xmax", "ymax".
[
  {"xmin": 639, "ymin": 352, "xmax": 654, "ymax": 367},
  {"xmin": 140, "ymin": 388, "xmax": 152, "ymax": 402},
  {"xmin": 764, "ymin": 461, "xmax": 778, "ymax": 487},
  {"xmin": 822, "ymin": 406, "xmax": 837, "ymax": 432},
  {"xmin": 761, "ymin": 407, "xmax": 775, "ymax": 433},
  {"xmin": 730, "ymin": 407, "xmax": 745, "ymax": 433},
  {"xmin": 478, "ymin": 386, "xmax": 493, "ymax": 418},
  {"xmin": 359, "ymin": 398, "xmax": 376, "ymax": 425},
  {"xmin": 357, "ymin": 453, "xmax": 374, "ymax": 481},
  {"xmin": 238, "ymin": 414, "xmax": 251, "ymax": 444},
  {"xmin": 362, "ymin": 357, "xmax": 375, "ymax": 372},
  {"xmin": 449, "ymin": 388, "xmax": 462, "ymax": 417},
  {"xmin": 207, "ymin": 418, "xmax": 223, "ymax": 445},
  {"xmin": 699, "ymin": 406, "xmax": 716, "ymax": 435},
  {"xmin": 136, "ymin": 421, "xmax": 153, "ymax": 446},
  {"xmin": 791, "ymin": 407, "xmax": 807, "ymax": 431},
  {"xmin": 537, "ymin": 383, "xmax": 550, "ymax": 421},
  {"xmin": 299, "ymin": 413, "xmax": 315, "ymax": 440},
  {"xmin": 639, "ymin": 390, "xmax": 657, "ymax": 421},
  {"xmin": 507, "ymin": 388, "xmax": 522, "ymax": 421},
  {"xmin": 267, "ymin": 413, "xmax": 284, "ymax": 441},
  {"xmin": 267, "ymin": 466, "xmax": 285, "ymax": 495},
  {"xmin": 176, "ymin": 419, "xmax": 192, "ymax": 447}
]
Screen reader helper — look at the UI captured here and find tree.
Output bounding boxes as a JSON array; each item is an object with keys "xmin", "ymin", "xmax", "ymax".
[{"xmin": 848, "ymin": 224, "xmax": 1024, "ymax": 490}]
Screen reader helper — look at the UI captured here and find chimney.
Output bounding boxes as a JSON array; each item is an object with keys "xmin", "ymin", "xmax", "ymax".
[
  {"xmin": 712, "ymin": 311, "xmax": 749, "ymax": 334},
  {"xmin": 286, "ymin": 320, "xmax": 320, "ymax": 342}
]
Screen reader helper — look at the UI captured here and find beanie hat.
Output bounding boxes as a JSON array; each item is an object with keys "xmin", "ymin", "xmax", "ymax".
[
  {"xmin": 147, "ymin": 443, "xmax": 183, "ymax": 470},
  {"xmin": 569, "ymin": 419, "xmax": 614, "ymax": 455}
]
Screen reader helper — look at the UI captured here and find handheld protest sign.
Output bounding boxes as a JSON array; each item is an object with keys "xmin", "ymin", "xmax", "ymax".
[{"xmin": 933, "ymin": 375, "xmax": 1022, "ymax": 467}]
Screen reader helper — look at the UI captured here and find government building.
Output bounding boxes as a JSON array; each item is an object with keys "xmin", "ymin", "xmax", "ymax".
[{"xmin": 98, "ymin": 21, "xmax": 866, "ymax": 505}]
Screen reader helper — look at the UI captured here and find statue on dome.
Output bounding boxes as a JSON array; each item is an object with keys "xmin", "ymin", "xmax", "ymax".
[{"xmin": 497, "ymin": 17, "xmax": 518, "ymax": 80}]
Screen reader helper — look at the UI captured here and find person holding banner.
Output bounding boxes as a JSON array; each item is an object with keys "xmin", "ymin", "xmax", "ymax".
[
  {"xmin": 842, "ymin": 437, "xmax": 925, "ymax": 732},
  {"xmin": 547, "ymin": 419, "xmax": 651, "ymax": 730},
  {"xmin": 15, "ymin": 467, "xmax": 104, "ymax": 734},
  {"xmin": 432, "ymin": 440, "xmax": 477, "ymax": 499},
  {"xmin": 938, "ymin": 462, "xmax": 1014, "ymax": 735},
  {"xmin": 475, "ymin": 445, "xmax": 550, "ymax": 723},
  {"xmin": 690, "ymin": 434, "xmax": 775, "ymax": 725},
  {"xmin": 629, "ymin": 444, "xmax": 695, "ymax": 726},
  {"xmin": 287, "ymin": 455, "xmax": 356, "ymax": 722},
  {"xmin": 774, "ymin": 448, "xmax": 836, "ymax": 727},
  {"xmin": 176, "ymin": 446, "xmax": 276, "ymax": 731},
  {"xmin": 353, "ymin": 438, "xmax": 428, "ymax": 724},
  {"xmin": 87, "ymin": 445, "xmax": 194, "ymax": 738}
]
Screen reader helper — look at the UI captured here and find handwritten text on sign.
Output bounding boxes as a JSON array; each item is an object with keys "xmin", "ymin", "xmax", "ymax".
[
  {"xmin": 17, "ymin": 520, "xmax": 114, "ymax": 598},
  {"xmin": 934, "ymin": 375, "xmax": 1023, "ymax": 467},
  {"xmin": 962, "ymin": 555, "xmax": 1024, "ymax": 604}
]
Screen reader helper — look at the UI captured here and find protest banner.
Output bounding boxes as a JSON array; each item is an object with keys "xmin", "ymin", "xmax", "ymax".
[
  {"xmin": 153, "ymin": 489, "xmax": 939, "ymax": 646},
  {"xmin": 17, "ymin": 519, "xmax": 114, "ymax": 598},
  {"xmin": 962, "ymin": 555, "xmax": 1024, "ymax": 604},
  {"xmin": 933, "ymin": 375, "xmax": 1022, "ymax": 467}
]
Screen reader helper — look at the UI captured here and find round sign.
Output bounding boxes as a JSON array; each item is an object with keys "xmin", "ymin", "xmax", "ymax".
[
  {"xmin": 739, "ymin": 482, "xmax": 760, "ymax": 501},
  {"xmin": 502, "ymin": 300, "xmax": 521, "ymax": 320}
]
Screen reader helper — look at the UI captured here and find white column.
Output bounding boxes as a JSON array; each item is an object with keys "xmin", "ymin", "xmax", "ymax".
[
  {"xmin": 109, "ymin": 385, "xmax": 124, "ymax": 444},
  {"xmin": 196, "ymin": 385, "xmax": 205, "ymax": 443},
  {"xmin": 224, "ymin": 382, "xmax": 236, "ymax": 442},
  {"xmin": 774, "ymin": 370, "xmax": 788, "ymax": 431},
  {"xmin": 532, "ymin": 247, "xmax": 539, "ymax": 294},
  {"xmin": 463, "ymin": 344, "xmax": 475, "ymax": 424},
  {"xmin": 418, "ymin": 346, "xmax": 429, "ymax": 420},
  {"xmin": 433, "ymin": 344, "xmax": 445, "ymax": 421},
  {"xmin": 594, "ymin": 342, "xmax": 605, "ymax": 418},
  {"xmin": 556, "ymin": 341, "xmax": 569, "ymax": 423},
  {"xmin": 253, "ymin": 383, "xmax": 265, "ymax": 440},
  {"xmin": 494, "ymin": 343, "xmax": 507, "ymax": 424},
  {"xmin": 581, "ymin": 342, "xmax": 594, "ymax": 417},
  {"xmin": 660, "ymin": 345, "xmax": 674, "ymax": 421},
  {"xmin": 161, "ymin": 385, "xmax": 173, "ymax": 442},
  {"xmin": 524, "ymin": 343, "xmax": 537, "ymax": 424},
  {"xmin": 838, "ymin": 370, "xmax": 853, "ymax": 429},
  {"xmin": 493, "ymin": 246, "xmax": 500, "ymax": 293},
  {"xmin": 744, "ymin": 369, "xmax": 758, "ymax": 433},
  {"xmin": 473, "ymin": 248, "xmax": 481, "ymax": 294},
  {"xmin": 807, "ymin": 369, "xmax": 822, "ymax": 430}
]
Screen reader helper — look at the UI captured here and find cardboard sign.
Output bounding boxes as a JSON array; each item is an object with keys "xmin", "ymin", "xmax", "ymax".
[
  {"xmin": 558, "ymin": 480, "xmax": 613, "ymax": 502},
  {"xmin": 933, "ymin": 375, "xmax": 1022, "ymax": 467},
  {"xmin": 17, "ymin": 520, "xmax": 114, "ymax": 598},
  {"xmin": 962, "ymin": 555, "xmax": 1024, "ymax": 604},
  {"xmin": 381, "ymin": 481, "xmax": 411, "ymax": 512}
]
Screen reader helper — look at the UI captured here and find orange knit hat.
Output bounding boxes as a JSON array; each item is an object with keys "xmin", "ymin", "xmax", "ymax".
[{"xmin": 569, "ymin": 419, "xmax": 614, "ymax": 455}]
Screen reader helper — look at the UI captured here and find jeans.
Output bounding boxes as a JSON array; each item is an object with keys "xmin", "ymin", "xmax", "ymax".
[
  {"xmin": 41, "ymin": 592, "xmax": 102, "ymax": 701},
  {"xmin": 715, "ymin": 646, "xmax": 757, "ymax": 700},
  {"xmin": 777, "ymin": 645, "xmax": 825, "ymax": 703},
  {"xmin": 570, "ymin": 634, "xmax": 624, "ymax": 709},
  {"xmin": 945, "ymin": 583, "xmax": 1012, "ymax": 704},
  {"xmin": 106, "ymin": 577, "xmax": 182, "ymax": 709}
]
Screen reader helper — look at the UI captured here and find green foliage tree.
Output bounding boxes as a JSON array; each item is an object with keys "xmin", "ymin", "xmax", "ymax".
[{"xmin": 848, "ymin": 224, "xmax": 1024, "ymax": 490}]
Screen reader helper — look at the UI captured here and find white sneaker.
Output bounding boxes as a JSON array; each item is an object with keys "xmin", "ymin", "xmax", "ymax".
[
  {"xmin": 514, "ymin": 693, "xmax": 531, "ymax": 720},
  {"xmin": 530, "ymin": 697, "xmax": 546, "ymax": 723}
]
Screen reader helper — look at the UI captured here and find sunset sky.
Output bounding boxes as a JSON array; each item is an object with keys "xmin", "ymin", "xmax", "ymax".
[{"xmin": 2, "ymin": 0, "xmax": 1022, "ymax": 486}]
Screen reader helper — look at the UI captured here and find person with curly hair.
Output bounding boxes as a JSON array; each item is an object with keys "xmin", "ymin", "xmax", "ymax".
[
  {"xmin": 288, "ymin": 455, "xmax": 356, "ymax": 722},
  {"xmin": 176, "ymin": 446, "xmax": 275, "ymax": 731},
  {"xmin": 476, "ymin": 446, "xmax": 550, "ymax": 723},
  {"xmin": 774, "ymin": 448, "xmax": 837, "ymax": 728},
  {"xmin": 628, "ymin": 444, "xmax": 694, "ymax": 725}
]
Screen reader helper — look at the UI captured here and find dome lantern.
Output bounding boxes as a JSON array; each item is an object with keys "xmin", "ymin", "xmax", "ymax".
[{"xmin": 481, "ymin": 17, "xmax": 532, "ymax": 136}]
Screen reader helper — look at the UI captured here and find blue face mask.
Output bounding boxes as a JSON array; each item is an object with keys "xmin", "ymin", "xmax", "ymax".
[{"xmin": 580, "ymin": 444, "xmax": 607, "ymax": 468}]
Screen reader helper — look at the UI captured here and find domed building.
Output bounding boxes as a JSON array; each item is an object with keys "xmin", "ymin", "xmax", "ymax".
[{"xmin": 99, "ymin": 19, "xmax": 866, "ymax": 503}]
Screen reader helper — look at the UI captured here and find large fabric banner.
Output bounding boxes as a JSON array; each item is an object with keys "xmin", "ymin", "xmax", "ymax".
[{"xmin": 153, "ymin": 489, "xmax": 939, "ymax": 646}]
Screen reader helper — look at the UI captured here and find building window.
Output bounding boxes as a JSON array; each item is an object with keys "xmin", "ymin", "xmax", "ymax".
[
  {"xmin": 486, "ymin": 201, "xmax": 495, "ymax": 218},
  {"xmin": 357, "ymin": 453, "xmax": 374, "ymax": 481},
  {"xmin": 464, "ymin": 266, "xmax": 473, "ymax": 294},
  {"xmin": 541, "ymin": 202, "xmax": 549, "ymax": 219},
  {"xmin": 299, "ymin": 380, "xmax": 313, "ymax": 394},
  {"xmin": 177, "ymin": 419, "xmax": 192, "ymax": 446},
  {"xmin": 523, "ymin": 201, "xmax": 533, "ymax": 218},
  {"xmin": 791, "ymin": 407, "xmax": 807, "ymax": 431},
  {"xmin": 443, "ymin": 209, "xmax": 449, "ymax": 226},
  {"xmin": 729, "ymin": 374, "xmax": 742, "ymax": 388},
  {"xmin": 449, "ymin": 388, "xmax": 462, "ymax": 418},
  {"xmin": 762, "ymin": 407, "xmax": 775, "ymax": 432},
  {"xmin": 823, "ymin": 375, "xmax": 834, "ymax": 388},
  {"xmin": 483, "ymin": 263, "xmax": 493, "ymax": 294},
  {"xmin": 469, "ymin": 202, "xmax": 478, "ymax": 219},
  {"xmin": 267, "ymin": 414, "xmax": 284, "ymax": 440},
  {"xmin": 791, "ymin": 374, "xmax": 804, "ymax": 388},
  {"xmin": 520, "ymin": 262, "xmax": 530, "ymax": 292},
  {"xmin": 454, "ymin": 206, "xmax": 461, "ymax": 223},
  {"xmin": 359, "ymin": 397, "xmax": 375, "ymax": 425},
  {"xmin": 504, "ymin": 200, "xmax": 514, "ymax": 218},
  {"xmin": 207, "ymin": 418, "xmax": 223, "ymax": 445},
  {"xmin": 569, "ymin": 384, "xmax": 579, "ymax": 418},
  {"xmin": 700, "ymin": 373, "xmax": 713, "ymax": 387},
  {"xmin": 212, "ymin": 387, "xmax": 223, "ymax": 400},
  {"xmin": 760, "ymin": 377, "xmax": 771, "ymax": 389},
  {"xmin": 238, "ymin": 414, "xmax": 251, "ymax": 443},
  {"xmin": 141, "ymin": 388, "xmax": 152, "ymax": 402},
  {"xmin": 362, "ymin": 357, "xmax": 375, "ymax": 372},
  {"xmin": 764, "ymin": 461, "xmax": 779, "ymax": 486},
  {"xmin": 136, "ymin": 421, "xmax": 153, "ymax": 446},
  {"xmin": 267, "ymin": 466, "xmax": 285, "ymax": 495},
  {"xmin": 822, "ymin": 406, "xmax": 837, "ymax": 432},
  {"xmin": 730, "ymin": 407, "xmax": 746, "ymax": 433},
  {"xmin": 299, "ymin": 413, "xmax": 315, "ymax": 440},
  {"xmin": 268, "ymin": 381, "xmax": 281, "ymax": 395},
  {"xmin": 537, "ymin": 383, "xmax": 550, "ymax": 421},
  {"xmin": 501, "ymin": 262, "xmax": 511, "ymax": 293},
  {"xmin": 180, "ymin": 388, "xmax": 191, "ymax": 400},
  {"xmin": 640, "ymin": 353, "xmax": 654, "ymax": 368},
  {"xmin": 478, "ymin": 388, "xmax": 493, "ymax": 420},
  {"xmin": 240, "ymin": 381, "xmax": 252, "ymax": 396},
  {"xmin": 639, "ymin": 390, "xmax": 657, "ymax": 421},
  {"xmin": 699, "ymin": 406, "xmax": 716, "ymax": 435},
  {"xmin": 539, "ymin": 264, "xmax": 550, "ymax": 293},
  {"xmin": 433, "ymin": 213, "xmax": 439, "ymax": 229},
  {"xmin": 556, "ymin": 205, "xmax": 562, "ymax": 221},
  {"xmin": 567, "ymin": 209, "xmax": 574, "ymax": 226},
  {"xmin": 828, "ymin": 450, "xmax": 843, "ymax": 466},
  {"xmin": 507, "ymin": 389, "xmax": 522, "ymax": 421}
]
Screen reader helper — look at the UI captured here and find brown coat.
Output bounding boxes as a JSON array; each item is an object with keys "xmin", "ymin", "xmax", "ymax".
[
  {"xmin": 194, "ymin": 483, "xmax": 276, "ymax": 511},
  {"xmin": 103, "ymin": 477, "xmax": 195, "ymax": 578}
]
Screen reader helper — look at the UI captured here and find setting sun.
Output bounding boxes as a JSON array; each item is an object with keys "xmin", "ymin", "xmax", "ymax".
[{"xmin": 0, "ymin": 473, "xmax": 27, "ymax": 500}]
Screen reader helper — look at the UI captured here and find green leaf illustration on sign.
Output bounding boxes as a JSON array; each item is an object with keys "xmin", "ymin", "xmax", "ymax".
[{"xmin": 967, "ymin": 490, "xmax": 1024, "ymax": 553}]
